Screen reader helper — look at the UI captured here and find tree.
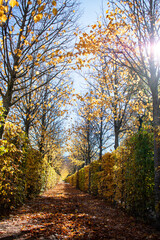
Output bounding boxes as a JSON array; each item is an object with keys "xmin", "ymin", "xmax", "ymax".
[
  {"xmin": 80, "ymin": 87, "xmax": 113, "ymax": 157},
  {"xmin": 68, "ymin": 96, "xmax": 99, "ymax": 166},
  {"xmin": 33, "ymin": 80, "xmax": 71, "ymax": 155},
  {"xmin": 107, "ymin": 0, "xmax": 160, "ymax": 222},
  {"xmin": 76, "ymin": 0, "xmax": 160, "ymax": 222},
  {"xmin": 0, "ymin": 0, "xmax": 79, "ymax": 138},
  {"xmin": 85, "ymin": 58, "xmax": 143, "ymax": 149}
]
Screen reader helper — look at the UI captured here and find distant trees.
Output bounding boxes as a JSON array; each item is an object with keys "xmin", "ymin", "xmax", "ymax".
[
  {"xmin": 68, "ymin": 99, "xmax": 98, "ymax": 166},
  {"xmin": 75, "ymin": 0, "xmax": 160, "ymax": 222},
  {"xmin": 84, "ymin": 58, "xmax": 143, "ymax": 149},
  {"xmin": 68, "ymin": 90, "xmax": 113, "ymax": 166}
]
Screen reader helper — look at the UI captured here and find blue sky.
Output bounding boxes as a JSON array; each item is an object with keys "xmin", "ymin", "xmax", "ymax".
[
  {"xmin": 72, "ymin": 1, "xmax": 105, "ymax": 92},
  {"xmin": 79, "ymin": 0, "xmax": 102, "ymax": 26}
]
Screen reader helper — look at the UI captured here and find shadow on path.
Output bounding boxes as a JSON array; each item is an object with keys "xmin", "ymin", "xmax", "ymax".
[{"xmin": 0, "ymin": 182, "xmax": 160, "ymax": 240}]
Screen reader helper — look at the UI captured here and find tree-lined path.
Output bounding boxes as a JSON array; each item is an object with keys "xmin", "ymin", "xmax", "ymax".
[{"xmin": 0, "ymin": 182, "xmax": 160, "ymax": 240}]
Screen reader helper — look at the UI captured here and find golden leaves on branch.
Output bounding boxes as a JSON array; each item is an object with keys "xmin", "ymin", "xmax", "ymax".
[
  {"xmin": 0, "ymin": 1, "xmax": 8, "ymax": 23},
  {"xmin": 32, "ymin": 0, "xmax": 57, "ymax": 22},
  {"xmin": 9, "ymin": 0, "xmax": 19, "ymax": 8},
  {"xmin": 52, "ymin": 8, "xmax": 57, "ymax": 16},
  {"xmin": 27, "ymin": 54, "xmax": 33, "ymax": 61},
  {"xmin": 38, "ymin": 5, "xmax": 45, "ymax": 12},
  {"xmin": 34, "ymin": 13, "xmax": 43, "ymax": 23},
  {"xmin": 0, "ymin": 1, "xmax": 58, "ymax": 24},
  {"xmin": 52, "ymin": 0, "xmax": 56, "ymax": 6},
  {"xmin": 0, "ymin": 9, "xmax": 7, "ymax": 23}
]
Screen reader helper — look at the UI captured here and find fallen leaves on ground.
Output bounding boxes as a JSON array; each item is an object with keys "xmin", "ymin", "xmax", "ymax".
[{"xmin": 0, "ymin": 182, "xmax": 160, "ymax": 239}]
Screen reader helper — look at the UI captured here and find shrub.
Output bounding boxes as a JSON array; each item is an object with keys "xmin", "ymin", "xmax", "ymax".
[
  {"xmin": 98, "ymin": 153, "xmax": 115, "ymax": 200},
  {"xmin": 124, "ymin": 131, "xmax": 154, "ymax": 216},
  {"xmin": 0, "ymin": 123, "xmax": 27, "ymax": 210},
  {"xmin": 89, "ymin": 160, "xmax": 101, "ymax": 195},
  {"xmin": 66, "ymin": 130, "xmax": 154, "ymax": 219},
  {"xmin": 78, "ymin": 168, "xmax": 85, "ymax": 191},
  {"xmin": 24, "ymin": 147, "xmax": 44, "ymax": 197},
  {"xmin": 84, "ymin": 165, "xmax": 90, "ymax": 192}
]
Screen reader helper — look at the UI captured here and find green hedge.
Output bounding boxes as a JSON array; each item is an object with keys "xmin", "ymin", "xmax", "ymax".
[
  {"xmin": 65, "ymin": 130, "xmax": 154, "ymax": 218},
  {"xmin": 0, "ymin": 123, "xmax": 60, "ymax": 213}
]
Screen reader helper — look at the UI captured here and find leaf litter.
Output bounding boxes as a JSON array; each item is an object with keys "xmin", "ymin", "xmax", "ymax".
[{"xmin": 0, "ymin": 182, "xmax": 160, "ymax": 240}]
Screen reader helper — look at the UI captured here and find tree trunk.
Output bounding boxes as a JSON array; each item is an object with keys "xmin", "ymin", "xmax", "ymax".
[
  {"xmin": 86, "ymin": 119, "xmax": 91, "ymax": 165},
  {"xmin": 25, "ymin": 118, "xmax": 30, "ymax": 138},
  {"xmin": 99, "ymin": 115, "xmax": 103, "ymax": 160},
  {"xmin": 114, "ymin": 124, "xmax": 119, "ymax": 150},
  {"xmin": 152, "ymin": 91, "xmax": 160, "ymax": 222}
]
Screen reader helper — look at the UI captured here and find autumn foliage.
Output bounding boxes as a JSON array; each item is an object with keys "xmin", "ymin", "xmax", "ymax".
[
  {"xmin": 0, "ymin": 122, "xmax": 60, "ymax": 212},
  {"xmin": 66, "ymin": 130, "xmax": 154, "ymax": 218}
]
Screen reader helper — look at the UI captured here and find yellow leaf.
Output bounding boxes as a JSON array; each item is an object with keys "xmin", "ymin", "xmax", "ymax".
[
  {"xmin": 28, "ymin": 1, "xmax": 32, "ymax": 5},
  {"xmin": 27, "ymin": 55, "xmax": 33, "ymax": 61},
  {"xmin": 42, "ymin": 56, "xmax": 45, "ymax": 61},
  {"xmin": 38, "ymin": 5, "xmax": 44, "ymax": 12},
  {"xmin": 31, "ymin": 36, "xmax": 35, "ymax": 41},
  {"xmin": 24, "ymin": 40, "xmax": 29, "ymax": 45},
  {"xmin": 52, "ymin": 8, "xmax": 57, "ymax": 16},
  {"xmin": 34, "ymin": 13, "xmax": 43, "ymax": 23},
  {"xmin": 0, "ymin": 14, "xmax": 7, "ymax": 23},
  {"xmin": 52, "ymin": 1, "xmax": 56, "ymax": 6},
  {"xmin": 32, "ymin": 11, "xmax": 36, "ymax": 17},
  {"xmin": 4, "ymin": 6, "xmax": 8, "ymax": 12},
  {"xmin": 9, "ymin": 0, "xmax": 19, "ymax": 8},
  {"xmin": 37, "ymin": 0, "xmax": 41, "ymax": 4}
]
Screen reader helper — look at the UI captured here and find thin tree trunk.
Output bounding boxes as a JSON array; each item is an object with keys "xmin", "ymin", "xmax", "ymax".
[
  {"xmin": 114, "ymin": 124, "xmax": 119, "ymax": 150},
  {"xmin": 25, "ymin": 121, "xmax": 30, "ymax": 138},
  {"xmin": 152, "ymin": 91, "xmax": 160, "ymax": 222},
  {"xmin": 99, "ymin": 115, "xmax": 103, "ymax": 160},
  {"xmin": 86, "ymin": 119, "xmax": 91, "ymax": 165}
]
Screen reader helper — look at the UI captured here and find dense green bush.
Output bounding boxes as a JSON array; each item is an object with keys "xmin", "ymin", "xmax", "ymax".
[
  {"xmin": 24, "ymin": 147, "xmax": 44, "ymax": 198},
  {"xmin": 0, "ymin": 122, "xmax": 60, "ymax": 212},
  {"xmin": 78, "ymin": 168, "xmax": 85, "ymax": 191},
  {"xmin": 123, "ymin": 131, "xmax": 154, "ymax": 216},
  {"xmin": 89, "ymin": 160, "xmax": 101, "ymax": 195},
  {"xmin": 66, "ymin": 130, "xmax": 154, "ymax": 218},
  {"xmin": 0, "ymin": 123, "xmax": 27, "ymax": 210}
]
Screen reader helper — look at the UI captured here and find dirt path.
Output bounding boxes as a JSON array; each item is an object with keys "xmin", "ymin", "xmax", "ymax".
[{"xmin": 0, "ymin": 182, "xmax": 160, "ymax": 240}]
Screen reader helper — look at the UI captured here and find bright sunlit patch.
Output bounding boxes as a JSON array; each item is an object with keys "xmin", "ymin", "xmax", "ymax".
[
  {"xmin": 154, "ymin": 41, "xmax": 160, "ymax": 63},
  {"xmin": 146, "ymin": 40, "xmax": 160, "ymax": 65}
]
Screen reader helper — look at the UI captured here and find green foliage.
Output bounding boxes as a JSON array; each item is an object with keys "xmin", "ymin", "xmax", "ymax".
[
  {"xmin": 84, "ymin": 165, "xmax": 90, "ymax": 192},
  {"xmin": 113, "ymin": 146, "xmax": 128, "ymax": 205},
  {"xmin": 123, "ymin": 131, "xmax": 154, "ymax": 216},
  {"xmin": 98, "ymin": 153, "xmax": 115, "ymax": 200},
  {"xmin": 44, "ymin": 163, "xmax": 60, "ymax": 190},
  {"xmin": 24, "ymin": 147, "xmax": 44, "ymax": 198},
  {"xmin": 78, "ymin": 168, "xmax": 85, "ymax": 191},
  {"xmin": 0, "ymin": 123, "xmax": 27, "ymax": 210},
  {"xmin": 66, "ymin": 130, "xmax": 154, "ymax": 218},
  {"xmin": 89, "ymin": 160, "xmax": 101, "ymax": 195},
  {"xmin": 0, "ymin": 122, "xmax": 60, "ymax": 212},
  {"xmin": 0, "ymin": 101, "xmax": 4, "ymax": 129}
]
